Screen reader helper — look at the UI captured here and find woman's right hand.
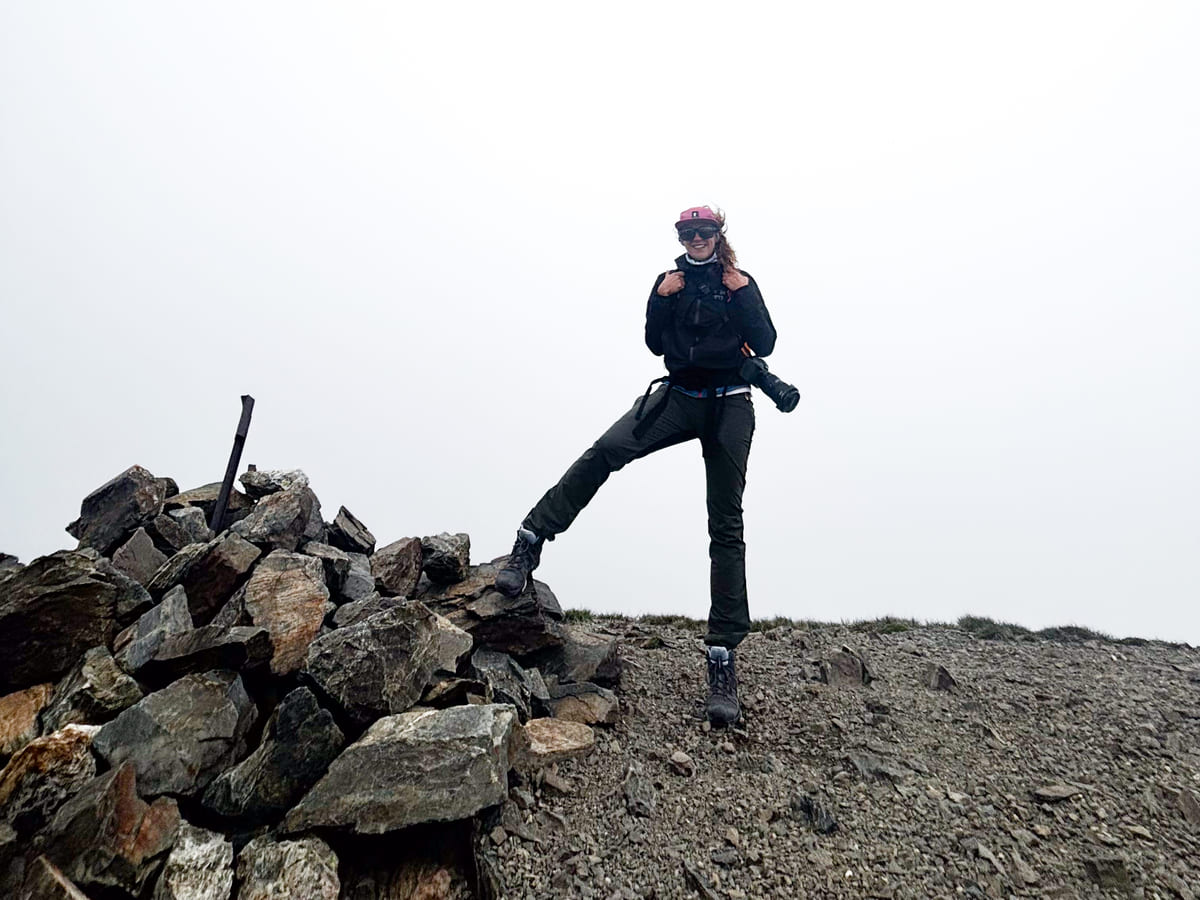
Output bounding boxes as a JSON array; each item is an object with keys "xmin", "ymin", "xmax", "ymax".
[{"xmin": 657, "ymin": 271, "xmax": 685, "ymax": 296}]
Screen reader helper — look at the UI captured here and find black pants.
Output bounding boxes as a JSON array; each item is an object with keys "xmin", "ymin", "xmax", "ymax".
[{"xmin": 522, "ymin": 386, "xmax": 756, "ymax": 648}]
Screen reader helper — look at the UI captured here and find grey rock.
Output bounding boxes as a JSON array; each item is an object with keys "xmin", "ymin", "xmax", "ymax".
[
  {"xmin": 340, "ymin": 552, "xmax": 376, "ymax": 603},
  {"xmin": 238, "ymin": 467, "xmax": 308, "ymax": 499},
  {"xmin": 236, "ymin": 836, "xmax": 339, "ymax": 900},
  {"xmin": 115, "ymin": 586, "xmax": 194, "ymax": 674},
  {"xmin": 526, "ymin": 623, "xmax": 620, "ymax": 687},
  {"xmin": 19, "ymin": 856, "xmax": 91, "ymax": 899},
  {"xmin": 1083, "ymin": 855, "xmax": 1132, "ymax": 892},
  {"xmin": 304, "ymin": 602, "xmax": 473, "ymax": 726},
  {"xmin": 471, "ymin": 647, "xmax": 545, "ymax": 722},
  {"xmin": 43, "ymin": 762, "xmax": 180, "ymax": 896},
  {"xmin": 372, "ymin": 537, "xmax": 423, "ymax": 598},
  {"xmin": 0, "ymin": 725, "xmax": 98, "ymax": 836},
  {"xmin": 283, "ymin": 704, "xmax": 517, "ymax": 834},
  {"xmin": 152, "ymin": 823, "xmax": 233, "ymax": 900},
  {"xmin": 66, "ymin": 465, "xmax": 167, "ymax": 556},
  {"xmin": 230, "ymin": 487, "xmax": 318, "ymax": 552},
  {"xmin": 546, "ymin": 681, "xmax": 620, "ymax": 725},
  {"xmin": 420, "ymin": 564, "xmax": 565, "ymax": 657},
  {"xmin": 202, "ymin": 687, "xmax": 344, "ymax": 824},
  {"xmin": 0, "ymin": 554, "xmax": 20, "ymax": 574},
  {"xmin": 0, "ymin": 550, "xmax": 120, "ymax": 693},
  {"xmin": 300, "ymin": 541, "xmax": 351, "ymax": 591},
  {"xmin": 110, "ymin": 528, "xmax": 168, "ymax": 587},
  {"xmin": 169, "ymin": 507, "xmax": 215, "ymax": 544},
  {"xmin": 821, "ymin": 647, "xmax": 873, "ymax": 687},
  {"xmin": 421, "ymin": 532, "xmax": 470, "ymax": 584},
  {"xmin": 96, "ymin": 556, "xmax": 155, "ymax": 624},
  {"xmin": 924, "ymin": 663, "xmax": 957, "ymax": 690},
  {"xmin": 1034, "ymin": 783, "xmax": 1084, "ymax": 803},
  {"xmin": 846, "ymin": 750, "xmax": 908, "ymax": 782},
  {"xmin": 328, "ymin": 506, "xmax": 376, "ymax": 555},
  {"xmin": 623, "ymin": 763, "xmax": 657, "ymax": 817},
  {"xmin": 93, "ymin": 670, "xmax": 258, "ymax": 798},
  {"xmin": 42, "ymin": 647, "xmax": 143, "ymax": 732},
  {"xmin": 243, "ymin": 551, "xmax": 329, "ymax": 675},
  {"xmin": 136, "ymin": 626, "xmax": 273, "ymax": 684}
]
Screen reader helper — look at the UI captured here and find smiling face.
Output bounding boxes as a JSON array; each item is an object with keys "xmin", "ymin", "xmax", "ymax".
[{"xmin": 678, "ymin": 224, "xmax": 719, "ymax": 261}]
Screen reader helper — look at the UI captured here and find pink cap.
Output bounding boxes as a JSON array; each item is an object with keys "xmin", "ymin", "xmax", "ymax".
[{"xmin": 676, "ymin": 206, "xmax": 720, "ymax": 226}]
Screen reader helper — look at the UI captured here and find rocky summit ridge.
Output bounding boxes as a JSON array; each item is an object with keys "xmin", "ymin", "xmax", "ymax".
[{"xmin": 1, "ymin": 464, "xmax": 1198, "ymax": 899}]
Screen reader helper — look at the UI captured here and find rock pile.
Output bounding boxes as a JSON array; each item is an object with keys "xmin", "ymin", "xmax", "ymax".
[{"xmin": 0, "ymin": 466, "xmax": 620, "ymax": 898}]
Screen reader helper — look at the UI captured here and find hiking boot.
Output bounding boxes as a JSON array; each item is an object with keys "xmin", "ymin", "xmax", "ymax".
[
  {"xmin": 494, "ymin": 527, "xmax": 543, "ymax": 597},
  {"xmin": 705, "ymin": 645, "xmax": 740, "ymax": 726}
]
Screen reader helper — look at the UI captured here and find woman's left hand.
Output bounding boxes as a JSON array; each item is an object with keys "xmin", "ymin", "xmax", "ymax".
[{"xmin": 723, "ymin": 267, "xmax": 749, "ymax": 291}]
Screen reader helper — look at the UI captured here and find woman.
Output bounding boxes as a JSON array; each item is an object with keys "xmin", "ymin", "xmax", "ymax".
[{"xmin": 494, "ymin": 206, "xmax": 778, "ymax": 726}]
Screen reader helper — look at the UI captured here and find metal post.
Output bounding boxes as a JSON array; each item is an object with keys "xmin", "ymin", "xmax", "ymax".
[{"xmin": 210, "ymin": 395, "xmax": 255, "ymax": 532}]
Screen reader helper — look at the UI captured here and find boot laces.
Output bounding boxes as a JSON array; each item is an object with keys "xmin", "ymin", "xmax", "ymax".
[
  {"xmin": 708, "ymin": 654, "xmax": 736, "ymax": 699},
  {"xmin": 507, "ymin": 534, "xmax": 538, "ymax": 572}
]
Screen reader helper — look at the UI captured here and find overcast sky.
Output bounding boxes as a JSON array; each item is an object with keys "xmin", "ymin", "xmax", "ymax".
[{"xmin": 2, "ymin": 3, "xmax": 1197, "ymax": 644}]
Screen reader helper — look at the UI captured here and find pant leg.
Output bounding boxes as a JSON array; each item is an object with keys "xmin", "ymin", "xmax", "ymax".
[
  {"xmin": 701, "ymin": 393, "xmax": 756, "ymax": 648},
  {"xmin": 524, "ymin": 387, "xmax": 696, "ymax": 539}
]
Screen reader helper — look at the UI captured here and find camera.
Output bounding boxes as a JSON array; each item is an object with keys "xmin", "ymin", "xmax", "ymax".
[{"xmin": 739, "ymin": 357, "xmax": 800, "ymax": 412}]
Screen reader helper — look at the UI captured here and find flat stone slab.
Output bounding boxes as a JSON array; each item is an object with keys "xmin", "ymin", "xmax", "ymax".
[{"xmin": 283, "ymin": 704, "xmax": 517, "ymax": 834}]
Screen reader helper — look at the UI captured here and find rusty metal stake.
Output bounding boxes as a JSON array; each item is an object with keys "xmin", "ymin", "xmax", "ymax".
[{"xmin": 210, "ymin": 395, "xmax": 255, "ymax": 532}]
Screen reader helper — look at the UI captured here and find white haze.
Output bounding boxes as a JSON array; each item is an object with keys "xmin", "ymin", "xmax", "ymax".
[{"xmin": 2, "ymin": 3, "xmax": 1198, "ymax": 643}]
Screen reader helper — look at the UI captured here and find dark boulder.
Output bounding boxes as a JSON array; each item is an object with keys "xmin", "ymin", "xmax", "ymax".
[
  {"xmin": 522, "ymin": 622, "xmax": 620, "ymax": 687},
  {"xmin": 421, "ymin": 532, "xmax": 470, "ymax": 585},
  {"xmin": 230, "ymin": 487, "xmax": 319, "ymax": 552},
  {"xmin": 65, "ymin": 465, "xmax": 167, "ymax": 556},
  {"xmin": 135, "ymin": 625, "xmax": 273, "ymax": 684},
  {"xmin": 202, "ymin": 687, "xmax": 344, "ymax": 824},
  {"xmin": 177, "ymin": 534, "xmax": 262, "ymax": 625},
  {"xmin": 93, "ymin": 670, "xmax": 258, "ymax": 798},
  {"xmin": 328, "ymin": 506, "xmax": 375, "ymax": 555},
  {"xmin": 0, "ymin": 550, "xmax": 120, "ymax": 693},
  {"xmin": 304, "ymin": 602, "xmax": 472, "ymax": 727},
  {"xmin": 419, "ymin": 564, "xmax": 565, "ymax": 657},
  {"xmin": 114, "ymin": 585, "xmax": 193, "ymax": 675}
]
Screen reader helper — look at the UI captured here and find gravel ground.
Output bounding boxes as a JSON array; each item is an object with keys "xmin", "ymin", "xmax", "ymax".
[{"xmin": 494, "ymin": 619, "xmax": 1200, "ymax": 899}]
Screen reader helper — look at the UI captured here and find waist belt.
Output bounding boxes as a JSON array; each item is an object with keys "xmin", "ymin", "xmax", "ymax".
[
  {"xmin": 670, "ymin": 384, "xmax": 750, "ymax": 399},
  {"xmin": 632, "ymin": 376, "xmax": 748, "ymax": 451}
]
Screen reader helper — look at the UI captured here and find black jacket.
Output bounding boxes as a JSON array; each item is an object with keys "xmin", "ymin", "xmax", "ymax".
[{"xmin": 645, "ymin": 255, "xmax": 777, "ymax": 388}]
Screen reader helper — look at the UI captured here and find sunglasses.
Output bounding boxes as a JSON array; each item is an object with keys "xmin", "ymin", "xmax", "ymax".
[{"xmin": 677, "ymin": 226, "xmax": 719, "ymax": 242}]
